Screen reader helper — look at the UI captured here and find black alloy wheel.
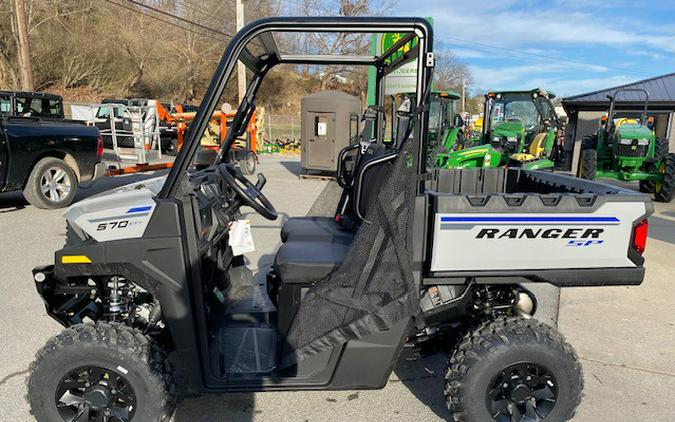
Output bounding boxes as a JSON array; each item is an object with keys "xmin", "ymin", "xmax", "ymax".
[
  {"xmin": 55, "ymin": 366, "xmax": 136, "ymax": 422},
  {"xmin": 487, "ymin": 362, "xmax": 557, "ymax": 422}
]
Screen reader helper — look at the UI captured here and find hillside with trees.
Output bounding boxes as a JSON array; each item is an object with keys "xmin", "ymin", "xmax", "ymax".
[{"xmin": 0, "ymin": 0, "xmax": 477, "ymax": 112}]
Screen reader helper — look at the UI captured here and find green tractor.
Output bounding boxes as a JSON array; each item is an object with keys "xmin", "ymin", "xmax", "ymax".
[
  {"xmin": 579, "ymin": 88, "xmax": 674, "ymax": 202},
  {"xmin": 397, "ymin": 90, "xmax": 465, "ymax": 164},
  {"xmin": 437, "ymin": 88, "xmax": 564, "ymax": 170}
]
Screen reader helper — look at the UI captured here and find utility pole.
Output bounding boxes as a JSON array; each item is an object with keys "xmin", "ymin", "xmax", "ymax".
[
  {"xmin": 236, "ymin": 0, "xmax": 246, "ymax": 104},
  {"xmin": 461, "ymin": 78, "xmax": 466, "ymax": 115},
  {"xmin": 13, "ymin": 0, "xmax": 34, "ymax": 91}
]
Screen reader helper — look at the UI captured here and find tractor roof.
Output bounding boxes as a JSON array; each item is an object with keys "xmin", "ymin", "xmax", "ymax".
[{"xmin": 487, "ymin": 88, "xmax": 555, "ymax": 99}]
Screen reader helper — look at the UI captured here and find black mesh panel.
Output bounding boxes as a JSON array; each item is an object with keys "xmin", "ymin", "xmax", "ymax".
[{"xmin": 282, "ymin": 134, "xmax": 418, "ymax": 365}]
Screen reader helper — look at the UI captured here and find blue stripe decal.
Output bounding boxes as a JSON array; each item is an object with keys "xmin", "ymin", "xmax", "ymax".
[
  {"xmin": 127, "ymin": 206, "xmax": 152, "ymax": 214},
  {"xmin": 440, "ymin": 216, "xmax": 619, "ymax": 223}
]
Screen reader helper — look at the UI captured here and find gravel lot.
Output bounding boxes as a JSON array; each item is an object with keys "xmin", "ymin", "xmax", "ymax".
[{"xmin": 1, "ymin": 154, "xmax": 674, "ymax": 421}]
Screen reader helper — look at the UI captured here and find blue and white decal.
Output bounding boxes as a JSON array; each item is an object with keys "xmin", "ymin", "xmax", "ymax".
[
  {"xmin": 430, "ymin": 202, "xmax": 646, "ymax": 271},
  {"xmin": 63, "ymin": 177, "xmax": 165, "ymax": 242}
]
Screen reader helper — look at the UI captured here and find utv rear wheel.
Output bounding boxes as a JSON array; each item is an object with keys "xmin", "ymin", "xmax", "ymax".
[
  {"xmin": 23, "ymin": 157, "xmax": 78, "ymax": 209},
  {"xmin": 445, "ymin": 317, "xmax": 582, "ymax": 422},
  {"xmin": 27, "ymin": 323, "xmax": 176, "ymax": 422},
  {"xmin": 579, "ymin": 148, "xmax": 597, "ymax": 180},
  {"xmin": 655, "ymin": 153, "xmax": 675, "ymax": 203}
]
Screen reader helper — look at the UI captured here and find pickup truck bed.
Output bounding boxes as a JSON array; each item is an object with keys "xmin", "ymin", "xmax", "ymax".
[{"xmin": 423, "ymin": 168, "xmax": 653, "ymax": 286}]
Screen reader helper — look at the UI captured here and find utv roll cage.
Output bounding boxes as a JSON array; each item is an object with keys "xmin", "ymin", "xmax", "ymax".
[{"xmin": 160, "ymin": 16, "xmax": 435, "ymax": 199}]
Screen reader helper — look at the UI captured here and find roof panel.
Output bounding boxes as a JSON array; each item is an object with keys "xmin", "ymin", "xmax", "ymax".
[{"xmin": 563, "ymin": 72, "xmax": 675, "ymax": 103}]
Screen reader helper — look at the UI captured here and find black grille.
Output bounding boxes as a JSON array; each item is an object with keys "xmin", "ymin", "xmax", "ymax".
[{"xmin": 617, "ymin": 143, "xmax": 648, "ymax": 157}]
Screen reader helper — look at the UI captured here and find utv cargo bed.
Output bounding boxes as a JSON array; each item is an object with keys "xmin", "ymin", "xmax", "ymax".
[{"xmin": 423, "ymin": 168, "xmax": 653, "ymax": 286}]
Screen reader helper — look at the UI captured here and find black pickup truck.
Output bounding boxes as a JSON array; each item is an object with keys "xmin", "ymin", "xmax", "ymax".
[{"xmin": 0, "ymin": 91, "xmax": 106, "ymax": 209}]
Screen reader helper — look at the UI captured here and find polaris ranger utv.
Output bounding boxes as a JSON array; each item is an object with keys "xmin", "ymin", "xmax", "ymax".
[
  {"xmin": 578, "ymin": 88, "xmax": 675, "ymax": 202},
  {"xmin": 438, "ymin": 89, "xmax": 564, "ymax": 170},
  {"xmin": 27, "ymin": 17, "xmax": 653, "ymax": 422}
]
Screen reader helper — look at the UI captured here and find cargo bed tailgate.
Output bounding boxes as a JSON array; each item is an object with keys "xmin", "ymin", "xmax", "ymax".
[{"xmin": 425, "ymin": 169, "xmax": 654, "ymax": 287}]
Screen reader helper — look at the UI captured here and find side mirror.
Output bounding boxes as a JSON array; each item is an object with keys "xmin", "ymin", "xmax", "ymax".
[{"xmin": 453, "ymin": 113, "xmax": 464, "ymax": 128}]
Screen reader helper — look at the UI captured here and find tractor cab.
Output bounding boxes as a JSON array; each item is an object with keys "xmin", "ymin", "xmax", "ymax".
[
  {"xmin": 396, "ymin": 90, "xmax": 463, "ymax": 166},
  {"xmin": 579, "ymin": 88, "xmax": 674, "ymax": 201},
  {"xmin": 439, "ymin": 88, "xmax": 562, "ymax": 170}
]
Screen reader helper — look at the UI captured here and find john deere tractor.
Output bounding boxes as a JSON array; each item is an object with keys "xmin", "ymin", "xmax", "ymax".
[
  {"xmin": 397, "ymin": 90, "xmax": 465, "ymax": 165},
  {"xmin": 579, "ymin": 88, "xmax": 674, "ymax": 202},
  {"xmin": 437, "ymin": 89, "xmax": 564, "ymax": 170}
]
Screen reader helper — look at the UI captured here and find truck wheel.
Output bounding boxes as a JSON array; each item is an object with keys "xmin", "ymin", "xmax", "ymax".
[
  {"xmin": 445, "ymin": 317, "xmax": 582, "ymax": 422},
  {"xmin": 579, "ymin": 148, "xmax": 597, "ymax": 180},
  {"xmin": 655, "ymin": 153, "xmax": 675, "ymax": 202},
  {"xmin": 240, "ymin": 151, "xmax": 257, "ymax": 175},
  {"xmin": 165, "ymin": 138, "xmax": 178, "ymax": 156},
  {"xmin": 23, "ymin": 157, "xmax": 78, "ymax": 209},
  {"xmin": 27, "ymin": 323, "xmax": 176, "ymax": 422}
]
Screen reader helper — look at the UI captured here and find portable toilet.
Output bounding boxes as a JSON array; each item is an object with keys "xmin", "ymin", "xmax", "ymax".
[{"xmin": 301, "ymin": 91, "xmax": 361, "ymax": 173}]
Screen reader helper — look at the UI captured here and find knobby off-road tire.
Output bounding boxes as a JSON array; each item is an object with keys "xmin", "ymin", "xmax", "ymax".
[
  {"xmin": 445, "ymin": 317, "xmax": 583, "ymax": 422},
  {"xmin": 23, "ymin": 156, "xmax": 78, "ymax": 209},
  {"xmin": 27, "ymin": 322, "xmax": 176, "ymax": 422},
  {"xmin": 655, "ymin": 153, "xmax": 675, "ymax": 203}
]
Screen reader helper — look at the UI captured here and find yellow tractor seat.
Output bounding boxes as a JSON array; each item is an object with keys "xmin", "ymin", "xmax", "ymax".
[
  {"xmin": 615, "ymin": 118, "xmax": 638, "ymax": 127},
  {"xmin": 510, "ymin": 132, "xmax": 547, "ymax": 162}
]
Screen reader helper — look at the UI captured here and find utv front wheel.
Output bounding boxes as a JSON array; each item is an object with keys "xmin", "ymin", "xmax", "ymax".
[
  {"xmin": 445, "ymin": 317, "xmax": 582, "ymax": 422},
  {"xmin": 27, "ymin": 323, "xmax": 176, "ymax": 422}
]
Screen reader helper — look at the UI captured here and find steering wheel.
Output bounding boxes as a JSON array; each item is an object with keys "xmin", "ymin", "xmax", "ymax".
[{"xmin": 217, "ymin": 163, "xmax": 277, "ymax": 221}]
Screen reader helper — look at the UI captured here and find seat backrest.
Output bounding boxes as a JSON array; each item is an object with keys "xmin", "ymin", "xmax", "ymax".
[
  {"xmin": 351, "ymin": 99, "xmax": 415, "ymax": 221},
  {"xmin": 528, "ymin": 132, "xmax": 548, "ymax": 157}
]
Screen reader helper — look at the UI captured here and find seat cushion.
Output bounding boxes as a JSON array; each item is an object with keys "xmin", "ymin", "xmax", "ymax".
[
  {"xmin": 274, "ymin": 241, "xmax": 349, "ymax": 285},
  {"xmin": 280, "ymin": 216, "xmax": 354, "ymax": 244}
]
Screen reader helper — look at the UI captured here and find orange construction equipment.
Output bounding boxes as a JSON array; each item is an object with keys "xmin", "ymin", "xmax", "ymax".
[{"xmin": 106, "ymin": 103, "xmax": 257, "ymax": 176}]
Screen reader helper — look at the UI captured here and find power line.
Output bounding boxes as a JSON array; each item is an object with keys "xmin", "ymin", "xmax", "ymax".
[
  {"xmin": 125, "ymin": 0, "xmax": 234, "ymax": 38},
  {"xmin": 103, "ymin": 0, "xmax": 234, "ymax": 42}
]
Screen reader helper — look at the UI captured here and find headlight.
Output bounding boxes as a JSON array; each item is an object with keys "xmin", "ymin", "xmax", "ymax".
[{"xmin": 506, "ymin": 136, "xmax": 517, "ymax": 143}]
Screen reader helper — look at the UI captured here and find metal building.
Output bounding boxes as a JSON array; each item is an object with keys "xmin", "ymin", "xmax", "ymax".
[
  {"xmin": 562, "ymin": 72, "xmax": 675, "ymax": 172},
  {"xmin": 300, "ymin": 91, "xmax": 361, "ymax": 173}
]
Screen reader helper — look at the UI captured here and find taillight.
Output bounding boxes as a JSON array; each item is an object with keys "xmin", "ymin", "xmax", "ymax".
[
  {"xmin": 96, "ymin": 135, "xmax": 104, "ymax": 158},
  {"xmin": 632, "ymin": 219, "xmax": 648, "ymax": 255}
]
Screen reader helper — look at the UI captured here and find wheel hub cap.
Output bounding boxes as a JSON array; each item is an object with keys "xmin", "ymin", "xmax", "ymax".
[
  {"xmin": 83, "ymin": 386, "xmax": 112, "ymax": 410},
  {"xmin": 486, "ymin": 362, "xmax": 558, "ymax": 422},
  {"xmin": 55, "ymin": 366, "xmax": 136, "ymax": 422}
]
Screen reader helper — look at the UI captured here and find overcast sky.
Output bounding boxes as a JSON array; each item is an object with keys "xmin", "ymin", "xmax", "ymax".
[{"xmin": 400, "ymin": 0, "xmax": 675, "ymax": 97}]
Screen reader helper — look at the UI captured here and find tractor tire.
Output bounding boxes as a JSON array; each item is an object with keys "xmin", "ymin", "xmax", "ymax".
[
  {"xmin": 27, "ymin": 322, "xmax": 176, "ymax": 422},
  {"xmin": 579, "ymin": 148, "xmax": 597, "ymax": 180},
  {"xmin": 445, "ymin": 316, "xmax": 583, "ymax": 422},
  {"xmin": 240, "ymin": 151, "xmax": 257, "ymax": 175},
  {"xmin": 23, "ymin": 156, "xmax": 78, "ymax": 209},
  {"xmin": 639, "ymin": 178, "xmax": 655, "ymax": 193},
  {"xmin": 654, "ymin": 138, "xmax": 669, "ymax": 163},
  {"xmin": 655, "ymin": 153, "xmax": 675, "ymax": 203}
]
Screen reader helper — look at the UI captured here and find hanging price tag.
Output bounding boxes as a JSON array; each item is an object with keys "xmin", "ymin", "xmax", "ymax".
[{"xmin": 228, "ymin": 220, "xmax": 255, "ymax": 256}]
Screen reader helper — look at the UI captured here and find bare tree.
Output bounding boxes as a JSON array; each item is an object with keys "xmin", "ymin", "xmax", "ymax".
[{"xmin": 433, "ymin": 51, "xmax": 473, "ymax": 94}]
